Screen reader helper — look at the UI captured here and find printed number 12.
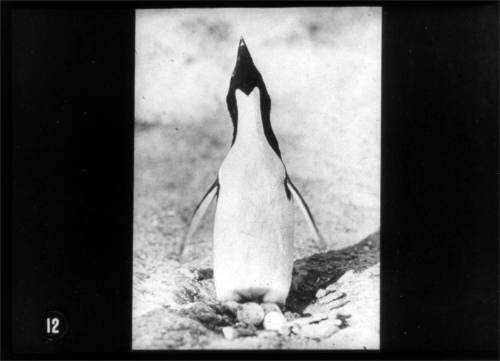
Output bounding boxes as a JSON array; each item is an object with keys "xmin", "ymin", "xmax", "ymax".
[{"xmin": 46, "ymin": 317, "xmax": 60, "ymax": 334}]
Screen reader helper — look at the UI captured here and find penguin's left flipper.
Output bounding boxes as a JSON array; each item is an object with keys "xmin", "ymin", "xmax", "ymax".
[
  {"xmin": 286, "ymin": 177, "xmax": 328, "ymax": 251},
  {"xmin": 178, "ymin": 180, "xmax": 219, "ymax": 259}
]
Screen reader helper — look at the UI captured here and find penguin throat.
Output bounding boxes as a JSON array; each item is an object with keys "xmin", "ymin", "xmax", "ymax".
[
  {"xmin": 234, "ymin": 89, "xmax": 264, "ymax": 144},
  {"xmin": 231, "ymin": 88, "xmax": 282, "ymax": 158}
]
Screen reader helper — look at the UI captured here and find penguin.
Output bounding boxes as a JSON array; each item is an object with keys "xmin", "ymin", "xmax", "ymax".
[{"xmin": 181, "ymin": 38, "xmax": 325, "ymax": 304}]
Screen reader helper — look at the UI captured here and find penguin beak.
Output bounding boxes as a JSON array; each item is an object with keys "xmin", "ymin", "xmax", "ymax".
[{"xmin": 230, "ymin": 37, "xmax": 262, "ymax": 95}]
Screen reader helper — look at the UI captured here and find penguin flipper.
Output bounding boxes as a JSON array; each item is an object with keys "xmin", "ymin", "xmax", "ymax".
[
  {"xmin": 179, "ymin": 180, "xmax": 219, "ymax": 258},
  {"xmin": 286, "ymin": 177, "xmax": 327, "ymax": 251}
]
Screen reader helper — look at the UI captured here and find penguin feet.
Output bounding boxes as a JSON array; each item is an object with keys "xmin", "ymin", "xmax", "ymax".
[{"xmin": 216, "ymin": 287, "xmax": 288, "ymax": 305}]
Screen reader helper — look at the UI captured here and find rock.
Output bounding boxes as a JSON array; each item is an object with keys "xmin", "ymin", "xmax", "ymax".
[
  {"xmin": 222, "ymin": 326, "xmax": 236, "ymax": 340},
  {"xmin": 263, "ymin": 311, "xmax": 287, "ymax": 332},
  {"xmin": 222, "ymin": 300, "xmax": 241, "ymax": 316},
  {"xmin": 196, "ymin": 268, "xmax": 214, "ymax": 280},
  {"xmin": 325, "ymin": 283, "xmax": 337, "ymax": 292},
  {"xmin": 222, "ymin": 326, "xmax": 238, "ymax": 340},
  {"xmin": 262, "ymin": 305, "xmax": 288, "ymax": 334},
  {"xmin": 177, "ymin": 302, "xmax": 232, "ymax": 329},
  {"xmin": 283, "ymin": 311, "xmax": 301, "ymax": 321},
  {"xmin": 181, "ymin": 268, "xmax": 213, "ymax": 282},
  {"xmin": 315, "ymin": 288, "xmax": 327, "ymax": 298},
  {"xmin": 237, "ymin": 302, "xmax": 265, "ymax": 326},
  {"xmin": 222, "ymin": 326, "xmax": 256, "ymax": 340},
  {"xmin": 233, "ymin": 321, "xmax": 249, "ymax": 329},
  {"xmin": 292, "ymin": 320, "xmax": 339, "ymax": 339}
]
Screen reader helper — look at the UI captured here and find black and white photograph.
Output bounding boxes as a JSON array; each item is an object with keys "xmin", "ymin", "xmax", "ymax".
[
  {"xmin": 132, "ymin": 7, "xmax": 381, "ymax": 350},
  {"xmin": 3, "ymin": 2, "xmax": 499, "ymax": 359}
]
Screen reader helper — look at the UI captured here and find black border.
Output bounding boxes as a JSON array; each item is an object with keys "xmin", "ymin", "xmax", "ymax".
[
  {"xmin": 1, "ymin": 1, "xmax": 499, "ymax": 360},
  {"xmin": 1, "ymin": 2, "xmax": 136, "ymax": 358},
  {"xmin": 382, "ymin": 3, "xmax": 499, "ymax": 356},
  {"xmin": 1, "ymin": 1, "xmax": 14, "ymax": 359}
]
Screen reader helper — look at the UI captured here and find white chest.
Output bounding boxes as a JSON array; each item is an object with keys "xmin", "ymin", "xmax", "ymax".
[{"xmin": 212, "ymin": 88, "xmax": 294, "ymax": 304}]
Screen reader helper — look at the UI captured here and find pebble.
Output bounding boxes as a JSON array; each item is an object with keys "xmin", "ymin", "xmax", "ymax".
[
  {"xmin": 325, "ymin": 283, "xmax": 337, "ymax": 292},
  {"xmin": 284, "ymin": 311, "xmax": 301, "ymax": 321},
  {"xmin": 315, "ymin": 288, "xmax": 327, "ymax": 298},
  {"xmin": 333, "ymin": 318, "xmax": 343, "ymax": 326},
  {"xmin": 223, "ymin": 301, "xmax": 241, "ymax": 316},
  {"xmin": 222, "ymin": 326, "xmax": 256, "ymax": 340},
  {"xmin": 222, "ymin": 326, "xmax": 238, "ymax": 340},
  {"xmin": 292, "ymin": 320, "xmax": 340, "ymax": 339},
  {"xmin": 263, "ymin": 311, "xmax": 287, "ymax": 332},
  {"xmin": 237, "ymin": 302, "xmax": 265, "ymax": 326},
  {"xmin": 196, "ymin": 268, "xmax": 213, "ymax": 281},
  {"xmin": 233, "ymin": 321, "xmax": 248, "ymax": 329}
]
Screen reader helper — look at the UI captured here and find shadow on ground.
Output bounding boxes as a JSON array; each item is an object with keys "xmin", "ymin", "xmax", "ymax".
[
  {"xmin": 287, "ymin": 231, "xmax": 379, "ymax": 313},
  {"xmin": 188, "ymin": 230, "xmax": 380, "ymax": 313}
]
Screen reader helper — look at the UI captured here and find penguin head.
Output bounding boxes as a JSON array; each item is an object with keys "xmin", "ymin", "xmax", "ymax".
[
  {"xmin": 230, "ymin": 38, "xmax": 263, "ymax": 95},
  {"xmin": 226, "ymin": 38, "xmax": 281, "ymax": 157}
]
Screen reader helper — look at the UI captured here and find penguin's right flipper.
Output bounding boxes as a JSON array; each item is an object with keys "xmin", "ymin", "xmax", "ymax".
[
  {"xmin": 179, "ymin": 180, "xmax": 219, "ymax": 258},
  {"xmin": 286, "ymin": 177, "xmax": 328, "ymax": 251}
]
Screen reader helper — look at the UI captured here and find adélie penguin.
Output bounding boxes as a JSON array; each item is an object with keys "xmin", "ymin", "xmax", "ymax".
[{"xmin": 181, "ymin": 38, "xmax": 326, "ymax": 304}]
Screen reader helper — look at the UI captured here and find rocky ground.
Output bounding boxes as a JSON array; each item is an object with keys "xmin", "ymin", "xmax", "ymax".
[{"xmin": 133, "ymin": 231, "xmax": 379, "ymax": 349}]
